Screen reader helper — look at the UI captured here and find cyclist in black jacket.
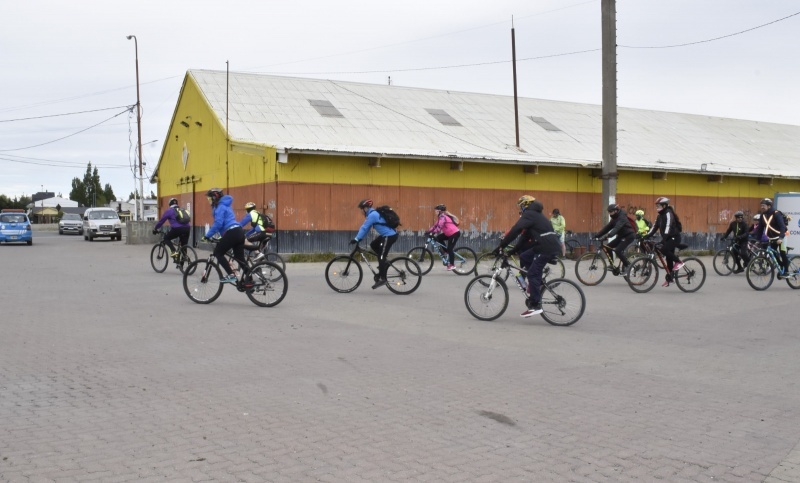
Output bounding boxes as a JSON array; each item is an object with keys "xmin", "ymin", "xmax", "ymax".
[
  {"xmin": 645, "ymin": 196, "xmax": 684, "ymax": 286},
  {"xmin": 719, "ymin": 210, "xmax": 750, "ymax": 273},
  {"xmin": 494, "ymin": 195, "xmax": 561, "ymax": 318},
  {"xmin": 594, "ymin": 203, "xmax": 636, "ymax": 273}
]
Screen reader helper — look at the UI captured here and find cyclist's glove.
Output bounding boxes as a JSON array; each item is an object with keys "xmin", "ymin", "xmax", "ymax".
[
  {"xmin": 152, "ymin": 229, "xmax": 159, "ymax": 235},
  {"xmin": 491, "ymin": 246, "xmax": 503, "ymax": 256},
  {"xmin": 200, "ymin": 236, "xmax": 210, "ymax": 243},
  {"xmin": 349, "ymin": 238, "xmax": 358, "ymax": 245}
]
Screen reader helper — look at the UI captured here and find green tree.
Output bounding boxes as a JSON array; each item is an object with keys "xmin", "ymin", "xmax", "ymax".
[
  {"xmin": 70, "ymin": 178, "xmax": 87, "ymax": 206},
  {"xmin": 103, "ymin": 184, "xmax": 116, "ymax": 203}
]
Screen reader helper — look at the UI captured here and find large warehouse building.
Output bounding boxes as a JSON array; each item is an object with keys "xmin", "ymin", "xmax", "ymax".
[{"xmin": 151, "ymin": 70, "xmax": 800, "ymax": 252}]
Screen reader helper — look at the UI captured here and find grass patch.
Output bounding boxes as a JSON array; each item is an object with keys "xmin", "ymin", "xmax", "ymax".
[{"xmin": 286, "ymin": 252, "xmax": 335, "ymax": 263}]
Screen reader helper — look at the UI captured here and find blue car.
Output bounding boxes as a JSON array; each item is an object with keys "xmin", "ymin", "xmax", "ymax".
[{"xmin": 0, "ymin": 210, "xmax": 33, "ymax": 245}]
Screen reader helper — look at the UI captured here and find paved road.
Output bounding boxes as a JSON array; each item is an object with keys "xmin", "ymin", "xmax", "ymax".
[{"xmin": 2, "ymin": 235, "xmax": 799, "ymax": 482}]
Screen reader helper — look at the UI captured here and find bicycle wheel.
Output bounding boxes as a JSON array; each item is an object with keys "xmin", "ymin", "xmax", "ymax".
[
  {"xmin": 176, "ymin": 246, "xmax": 198, "ymax": 274},
  {"xmin": 325, "ymin": 256, "xmax": 363, "ymax": 293},
  {"xmin": 543, "ymin": 257, "xmax": 566, "ymax": 281},
  {"xmin": 385, "ymin": 257, "xmax": 422, "ymax": 295},
  {"xmin": 575, "ymin": 252, "xmax": 607, "ymax": 286},
  {"xmin": 246, "ymin": 261, "xmax": 288, "ymax": 307},
  {"xmin": 264, "ymin": 252, "xmax": 286, "ymax": 271},
  {"xmin": 786, "ymin": 256, "xmax": 800, "ymax": 289},
  {"xmin": 406, "ymin": 247, "xmax": 434, "ymax": 275},
  {"xmin": 745, "ymin": 255, "xmax": 774, "ymax": 291},
  {"xmin": 565, "ymin": 239, "xmax": 581, "ymax": 259},
  {"xmin": 452, "ymin": 247, "xmax": 477, "ymax": 275},
  {"xmin": 183, "ymin": 260, "xmax": 224, "ymax": 304},
  {"xmin": 474, "ymin": 252, "xmax": 511, "ymax": 282},
  {"xmin": 150, "ymin": 243, "xmax": 169, "ymax": 273},
  {"xmin": 675, "ymin": 257, "xmax": 706, "ymax": 293},
  {"xmin": 464, "ymin": 275, "xmax": 509, "ymax": 321},
  {"xmin": 626, "ymin": 257, "xmax": 658, "ymax": 293},
  {"xmin": 712, "ymin": 249, "xmax": 734, "ymax": 276},
  {"xmin": 540, "ymin": 278, "xmax": 585, "ymax": 326}
]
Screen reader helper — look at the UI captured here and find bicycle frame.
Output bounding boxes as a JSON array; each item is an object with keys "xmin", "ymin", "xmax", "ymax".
[{"xmin": 421, "ymin": 235, "xmax": 462, "ymax": 265}]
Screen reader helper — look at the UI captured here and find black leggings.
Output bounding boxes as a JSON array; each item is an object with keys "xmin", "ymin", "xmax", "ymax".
[
  {"xmin": 164, "ymin": 226, "xmax": 190, "ymax": 252},
  {"xmin": 213, "ymin": 226, "xmax": 245, "ymax": 276},
  {"xmin": 371, "ymin": 234, "xmax": 398, "ymax": 279},
  {"xmin": 662, "ymin": 235, "xmax": 682, "ymax": 270},
  {"xmin": 436, "ymin": 231, "xmax": 461, "ymax": 266}
]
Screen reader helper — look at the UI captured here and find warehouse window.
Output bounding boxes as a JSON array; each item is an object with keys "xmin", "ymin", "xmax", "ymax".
[
  {"xmin": 309, "ymin": 99, "xmax": 344, "ymax": 118},
  {"xmin": 425, "ymin": 108, "xmax": 462, "ymax": 127},
  {"xmin": 529, "ymin": 116, "xmax": 561, "ymax": 132}
]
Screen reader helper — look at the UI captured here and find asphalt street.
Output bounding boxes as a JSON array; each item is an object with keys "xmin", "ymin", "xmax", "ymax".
[{"xmin": 1, "ymin": 232, "xmax": 799, "ymax": 481}]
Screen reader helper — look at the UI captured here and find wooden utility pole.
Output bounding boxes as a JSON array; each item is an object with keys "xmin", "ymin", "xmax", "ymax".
[{"xmin": 601, "ymin": 0, "xmax": 617, "ymax": 222}]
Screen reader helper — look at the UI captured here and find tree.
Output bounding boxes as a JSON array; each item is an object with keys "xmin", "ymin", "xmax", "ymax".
[
  {"xmin": 70, "ymin": 178, "xmax": 88, "ymax": 206},
  {"xmin": 103, "ymin": 184, "xmax": 116, "ymax": 203}
]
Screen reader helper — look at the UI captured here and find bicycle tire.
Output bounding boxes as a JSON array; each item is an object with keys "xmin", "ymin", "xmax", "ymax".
[
  {"xmin": 246, "ymin": 261, "xmax": 288, "ymax": 307},
  {"xmin": 177, "ymin": 246, "xmax": 198, "ymax": 274},
  {"xmin": 675, "ymin": 257, "xmax": 706, "ymax": 293},
  {"xmin": 183, "ymin": 260, "xmax": 224, "ymax": 304},
  {"xmin": 464, "ymin": 275, "xmax": 509, "ymax": 321},
  {"xmin": 385, "ymin": 257, "xmax": 422, "ymax": 295},
  {"xmin": 564, "ymin": 239, "xmax": 581, "ymax": 259},
  {"xmin": 452, "ymin": 247, "xmax": 477, "ymax": 275},
  {"xmin": 786, "ymin": 256, "xmax": 800, "ymax": 289},
  {"xmin": 406, "ymin": 247, "xmax": 434, "ymax": 275},
  {"xmin": 543, "ymin": 257, "xmax": 566, "ymax": 281},
  {"xmin": 745, "ymin": 255, "xmax": 774, "ymax": 291},
  {"xmin": 712, "ymin": 249, "xmax": 734, "ymax": 276},
  {"xmin": 264, "ymin": 253, "xmax": 286, "ymax": 272},
  {"xmin": 474, "ymin": 252, "xmax": 511, "ymax": 282},
  {"xmin": 575, "ymin": 252, "xmax": 607, "ymax": 286},
  {"xmin": 540, "ymin": 278, "xmax": 585, "ymax": 326},
  {"xmin": 325, "ymin": 256, "xmax": 363, "ymax": 293},
  {"xmin": 150, "ymin": 243, "xmax": 169, "ymax": 273},
  {"xmin": 626, "ymin": 257, "xmax": 658, "ymax": 293}
]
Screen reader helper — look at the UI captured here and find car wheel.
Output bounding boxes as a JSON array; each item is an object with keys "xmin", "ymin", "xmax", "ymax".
[
  {"xmin": 59, "ymin": 229, "xmax": 63, "ymax": 235},
  {"xmin": 27, "ymin": 240, "xmax": 32, "ymax": 246}
]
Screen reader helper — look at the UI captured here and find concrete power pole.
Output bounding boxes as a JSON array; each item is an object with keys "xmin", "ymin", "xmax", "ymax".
[{"xmin": 601, "ymin": 0, "xmax": 617, "ymax": 223}]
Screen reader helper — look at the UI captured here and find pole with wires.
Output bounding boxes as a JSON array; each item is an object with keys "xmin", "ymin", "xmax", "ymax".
[{"xmin": 127, "ymin": 34, "xmax": 144, "ymax": 221}]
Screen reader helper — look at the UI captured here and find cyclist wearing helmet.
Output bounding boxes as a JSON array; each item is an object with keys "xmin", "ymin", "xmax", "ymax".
[
  {"xmin": 425, "ymin": 204, "xmax": 461, "ymax": 270},
  {"xmin": 644, "ymin": 196, "xmax": 684, "ymax": 285},
  {"xmin": 720, "ymin": 210, "xmax": 750, "ymax": 273},
  {"xmin": 239, "ymin": 201, "xmax": 274, "ymax": 246},
  {"xmin": 755, "ymin": 198, "xmax": 790, "ymax": 277},
  {"xmin": 352, "ymin": 198, "xmax": 398, "ymax": 289},
  {"xmin": 153, "ymin": 197, "xmax": 191, "ymax": 259},
  {"xmin": 550, "ymin": 209, "xmax": 566, "ymax": 257},
  {"xmin": 494, "ymin": 195, "xmax": 561, "ymax": 318},
  {"xmin": 594, "ymin": 203, "xmax": 636, "ymax": 273},
  {"xmin": 202, "ymin": 188, "xmax": 245, "ymax": 284},
  {"xmin": 634, "ymin": 209, "xmax": 652, "ymax": 236}
]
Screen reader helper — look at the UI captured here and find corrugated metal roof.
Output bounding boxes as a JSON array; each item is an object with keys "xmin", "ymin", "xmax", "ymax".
[{"xmin": 189, "ymin": 69, "xmax": 800, "ymax": 178}]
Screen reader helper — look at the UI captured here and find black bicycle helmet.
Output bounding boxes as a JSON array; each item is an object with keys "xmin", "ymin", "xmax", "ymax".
[
  {"xmin": 734, "ymin": 210, "xmax": 744, "ymax": 217},
  {"xmin": 760, "ymin": 198, "xmax": 773, "ymax": 206},
  {"xmin": 206, "ymin": 188, "xmax": 223, "ymax": 204},
  {"xmin": 357, "ymin": 199, "xmax": 373, "ymax": 209},
  {"xmin": 168, "ymin": 198, "xmax": 178, "ymax": 207},
  {"xmin": 435, "ymin": 204, "xmax": 446, "ymax": 211},
  {"xmin": 607, "ymin": 203, "xmax": 620, "ymax": 213}
]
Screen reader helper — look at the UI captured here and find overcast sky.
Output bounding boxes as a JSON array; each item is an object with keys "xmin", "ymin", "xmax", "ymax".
[{"xmin": 1, "ymin": 0, "xmax": 798, "ymax": 201}]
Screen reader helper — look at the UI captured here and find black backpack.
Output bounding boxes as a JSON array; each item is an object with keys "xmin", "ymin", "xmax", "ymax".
[
  {"xmin": 174, "ymin": 207, "xmax": 191, "ymax": 223},
  {"xmin": 376, "ymin": 205, "xmax": 401, "ymax": 229}
]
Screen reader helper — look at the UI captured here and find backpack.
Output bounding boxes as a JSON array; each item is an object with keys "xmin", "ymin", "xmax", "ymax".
[
  {"xmin": 255, "ymin": 212, "xmax": 276, "ymax": 233},
  {"xmin": 446, "ymin": 211, "xmax": 460, "ymax": 226},
  {"xmin": 674, "ymin": 215, "xmax": 683, "ymax": 233},
  {"xmin": 174, "ymin": 207, "xmax": 191, "ymax": 223},
  {"xmin": 627, "ymin": 216, "xmax": 637, "ymax": 233},
  {"xmin": 376, "ymin": 205, "xmax": 401, "ymax": 229}
]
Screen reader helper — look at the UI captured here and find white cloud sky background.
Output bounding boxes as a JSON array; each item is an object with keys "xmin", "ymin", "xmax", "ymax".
[{"xmin": 1, "ymin": 0, "xmax": 798, "ymax": 200}]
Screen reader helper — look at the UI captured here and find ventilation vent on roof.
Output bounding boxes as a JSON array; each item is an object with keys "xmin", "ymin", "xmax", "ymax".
[
  {"xmin": 529, "ymin": 116, "xmax": 561, "ymax": 132},
  {"xmin": 425, "ymin": 109, "xmax": 462, "ymax": 127},
  {"xmin": 309, "ymin": 99, "xmax": 344, "ymax": 118}
]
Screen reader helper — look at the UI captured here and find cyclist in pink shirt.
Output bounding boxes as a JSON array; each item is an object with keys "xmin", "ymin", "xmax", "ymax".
[{"xmin": 425, "ymin": 204, "xmax": 461, "ymax": 270}]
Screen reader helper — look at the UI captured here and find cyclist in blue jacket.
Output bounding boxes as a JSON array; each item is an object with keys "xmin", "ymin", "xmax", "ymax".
[
  {"xmin": 201, "ymin": 188, "xmax": 245, "ymax": 284},
  {"xmin": 351, "ymin": 199, "xmax": 398, "ymax": 289}
]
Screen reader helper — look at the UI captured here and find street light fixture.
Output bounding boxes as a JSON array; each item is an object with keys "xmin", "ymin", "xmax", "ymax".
[{"xmin": 126, "ymin": 34, "xmax": 144, "ymax": 222}]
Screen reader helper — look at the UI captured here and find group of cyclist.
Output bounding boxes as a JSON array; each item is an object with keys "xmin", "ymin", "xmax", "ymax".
[{"xmin": 721, "ymin": 198, "xmax": 791, "ymax": 277}]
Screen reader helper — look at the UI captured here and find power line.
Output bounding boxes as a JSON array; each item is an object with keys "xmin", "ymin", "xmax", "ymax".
[
  {"xmin": 620, "ymin": 10, "xmax": 800, "ymax": 49},
  {"xmin": 0, "ymin": 108, "xmax": 131, "ymax": 152},
  {"xmin": 0, "ymin": 155, "xmax": 129, "ymax": 169},
  {"xmin": 0, "ymin": 105, "xmax": 132, "ymax": 123}
]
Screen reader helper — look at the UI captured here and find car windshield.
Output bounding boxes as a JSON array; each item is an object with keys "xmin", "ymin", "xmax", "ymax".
[
  {"xmin": 88, "ymin": 211, "xmax": 118, "ymax": 220},
  {"xmin": 62, "ymin": 214, "xmax": 81, "ymax": 220},
  {"xmin": 0, "ymin": 214, "xmax": 27, "ymax": 223}
]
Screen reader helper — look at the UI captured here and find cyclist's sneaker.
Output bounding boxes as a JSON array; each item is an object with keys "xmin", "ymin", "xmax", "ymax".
[
  {"xmin": 220, "ymin": 275, "xmax": 237, "ymax": 284},
  {"xmin": 170, "ymin": 251, "xmax": 180, "ymax": 259},
  {"xmin": 661, "ymin": 280, "xmax": 671, "ymax": 288},
  {"xmin": 672, "ymin": 261, "xmax": 685, "ymax": 271},
  {"xmin": 733, "ymin": 267, "xmax": 744, "ymax": 274},
  {"xmin": 520, "ymin": 305, "xmax": 543, "ymax": 318},
  {"xmin": 446, "ymin": 265, "xmax": 456, "ymax": 271},
  {"xmin": 252, "ymin": 253, "xmax": 266, "ymax": 262},
  {"xmin": 371, "ymin": 278, "xmax": 387, "ymax": 290}
]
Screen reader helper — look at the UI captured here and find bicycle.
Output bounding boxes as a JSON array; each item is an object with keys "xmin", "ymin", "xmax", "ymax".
[
  {"xmin": 182, "ymin": 239, "xmax": 288, "ymax": 307},
  {"xmin": 712, "ymin": 237, "xmax": 758, "ymax": 276},
  {"xmin": 744, "ymin": 239, "xmax": 800, "ymax": 291},
  {"xmin": 325, "ymin": 242, "xmax": 423, "ymax": 294},
  {"xmin": 464, "ymin": 253, "xmax": 586, "ymax": 325},
  {"xmin": 574, "ymin": 237, "xmax": 641, "ymax": 286},
  {"xmin": 474, "ymin": 248, "xmax": 565, "ymax": 282},
  {"xmin": 564, "ymin": 231, "xmax": 582, "ymax": 259},
  {"xmin": 244, "ymin": 232, "xmax": 286, "ymax": 271},
  {"xmin": 407, "ymin": 234, "xmax": 477, "ymax": 275},
  {"xmin": 625, "ymin": 238, "xmax": 706, "ymax": 293},
  {"xmin": 150, "ymin": 228, "xmax": 197, "ymax": 274}
]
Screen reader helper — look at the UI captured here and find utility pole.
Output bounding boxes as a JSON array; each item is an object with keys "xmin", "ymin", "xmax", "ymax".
[
  {"xmin": 601, "ymin": 0, "xmax": 618, "ymax": 223},
  {"xmin": 127, "ymin": 35, "xmax": 144, "ymax": 221}
]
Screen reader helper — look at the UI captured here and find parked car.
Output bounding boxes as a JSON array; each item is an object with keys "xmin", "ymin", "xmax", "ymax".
[
  {"xmin": 83, "ymin": 208, "xmax": 122, "ymax": 241},
  {"xmin": 59, "ymin": 213, "xmax": 84, "ymax": 235},
  {"xmin": 0, "ymin": 210, "xmax": 33, "ymax": 245}
]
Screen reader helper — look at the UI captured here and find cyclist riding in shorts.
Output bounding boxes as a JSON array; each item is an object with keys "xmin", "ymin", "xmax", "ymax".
[
  {"xmin": 201, "ymin": 188, "xmax": 245, "ymax": 284},
  {"xmin": 351, "ymin": 199, "xmax": 398, "ymax": 290},
  {"xmin": 153, "ymin": 198, "xmax": 191, "ymax": 259}
]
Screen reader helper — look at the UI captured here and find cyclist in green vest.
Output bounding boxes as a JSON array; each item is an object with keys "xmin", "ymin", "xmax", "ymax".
[{"xmin": 634, "ymin": 210, "xmax": 651, "ymax": 237}]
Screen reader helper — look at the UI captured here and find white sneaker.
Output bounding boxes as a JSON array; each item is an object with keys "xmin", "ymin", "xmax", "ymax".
[{"xmin": 520, "ymin": 306, "xmax": 543, "ymax": 318}]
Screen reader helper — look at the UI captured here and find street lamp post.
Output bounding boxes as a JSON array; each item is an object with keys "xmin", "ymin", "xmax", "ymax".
[{"xmin": 126, "ymin": 34, "xmax": 144, "ymax": 222}]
